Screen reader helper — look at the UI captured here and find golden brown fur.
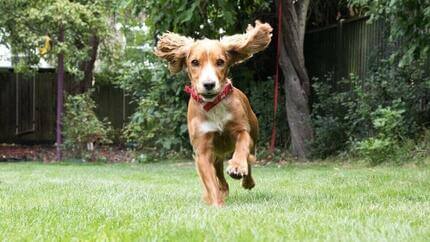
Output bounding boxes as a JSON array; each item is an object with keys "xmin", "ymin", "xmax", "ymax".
[{"xmin": 155, "ymin": 21, "xmax": 272, "ymax": 207}]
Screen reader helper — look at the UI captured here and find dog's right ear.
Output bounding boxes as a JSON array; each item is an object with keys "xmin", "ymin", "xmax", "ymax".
[{"xmin": 154, "ymin": 32, "xmax": 194, "ymax": 74}]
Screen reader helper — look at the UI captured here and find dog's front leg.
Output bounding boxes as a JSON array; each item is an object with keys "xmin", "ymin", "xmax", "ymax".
[
  {"xmin": 226, "ymin": 131, "xmax": 252, "ymax": 179},
  {"xmin": 194, "ymin": 134, "xmax": 224, "ymax": 207}
]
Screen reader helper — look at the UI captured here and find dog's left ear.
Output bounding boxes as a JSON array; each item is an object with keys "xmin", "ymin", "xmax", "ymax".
[
  {"xmin": 154, "ymin": 32, "xmax": 194, "ymax": 74},
  {"xmin": 221, "ymin": 20, "xmax": 273, "ymax": 65}
]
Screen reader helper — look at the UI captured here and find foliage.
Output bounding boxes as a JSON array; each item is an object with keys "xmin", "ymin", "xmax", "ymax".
[
  {"xmin": 113, "ymin": 49, "xmax": 189, "ymax": 156},
  {"xmin": 126, "ymin": 0, "xmax": 271, "ymax": 39},
  {"xmin": 354, "ymin": 137, "xmax": 394, "ymax": 164},
  {"xmin": 354, "ymin": 105, "xmax": 405, "ymax": 165},
  {"xmin": 308, "ymin": 0, "xmax": 349, "ymax": 28},
  {"xmin": 245, "ymin": 77, "xmax": 289, "ymax": 148},
  {"xmin": 311, "ymin": 59, "xmax": 430, "ymax": 160},
  {"xmin": 370, "ymin": 105, "xmax": 406, "ymax": 140},
  {"xmin": 63, "ymin": 92, "xmax": 112, "ymax": 159},
  {"xmin": 348, "ymin": 0, "xmax": 430, "ymax": 66},
  {"xmin": 0, "ymin": 0, "xmax": 114, "ymax": 78}
]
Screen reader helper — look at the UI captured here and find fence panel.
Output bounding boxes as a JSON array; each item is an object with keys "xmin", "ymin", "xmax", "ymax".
[
  {"xmin": 0, "ymin": 70, "xmax": 135, "ymax": 143},
  {"xmin": 16, "ymin": 73, "xmax": 36, "ymax": 135},
  {"xmin": 92, "ymin": 84, "xmax": 135, "ymax": 130},
  {"xmin": 0, "ymin": 71, "xmax": 15, "ymax": 141},
  {"xmin": 304, "ymin": 17, "xmax": 388, "ymax": 80}
]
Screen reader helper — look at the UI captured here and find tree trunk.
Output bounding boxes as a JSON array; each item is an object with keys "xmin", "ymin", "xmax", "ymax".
[
  {"xmin": 70, "ymin": 32, "xmax": 99, "ymax": 94},
  {"xmin": 56, "ymin": 25, "xmax": 65, "ymax": 161},
  {"xmin": 279, "ymin": 0, "xmax": 314, "ymax": 159},
  {"xmin": 80, "ymin": 33, "xmax": 99, "ymax": 93}
]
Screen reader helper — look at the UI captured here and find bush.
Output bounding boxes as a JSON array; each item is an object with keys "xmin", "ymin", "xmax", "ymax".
[
  {"xmin": 311, "ymin": 59, "xmax": 430, "ymax": 160},
  {"xmin": 355, "ymin": 137, "xmax": 395, "ymax": 164},
  {"xmin": 63, "ymin": 92, "xmax": 113, "ymax": 160},
  {"xmin": 354, "ymin": 105, "xmax": 405, "ymax": 164},
  {"xmin": 115, "ymin": 51, "xmax": 190, "ymax": 158},
  {"xmin": 122, "ymin": 94, "xmax": 188, "ymax": 157}
]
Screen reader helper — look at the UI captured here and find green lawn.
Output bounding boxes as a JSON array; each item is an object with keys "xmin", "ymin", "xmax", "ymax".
[{"xmin": 0, "ymin": 161, "xmax": 429, "ymax": 241}]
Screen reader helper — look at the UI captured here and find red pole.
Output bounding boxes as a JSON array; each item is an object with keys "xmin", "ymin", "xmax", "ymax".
[
  {"xmin": 269, "ymin": 0, "xmax": 283, "ymax": 153},
  {"xmin": 56, "ymin": 25, "xmax": 64, "ymax": 161}
]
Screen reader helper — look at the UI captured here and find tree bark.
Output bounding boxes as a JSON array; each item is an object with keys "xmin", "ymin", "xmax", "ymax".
[
  {"xmin": 279, "ymin": 0, "xmax": 313, "ymax": 159},
  {"xmin": 56, "ymin": 25, "xmax": 65, "ymax": 161},
  {"xmin": 80, "ymin": 32, "xmax": 99, "ymax": 93},
  {"xmin": 70, "ymin": 32, "xmax": 99, "ymax": 94}
]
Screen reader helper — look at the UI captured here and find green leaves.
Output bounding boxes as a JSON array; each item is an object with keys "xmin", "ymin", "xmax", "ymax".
[
  {"xmin": 311, "ymin": 57, "xmax": 429, "ymax": 159},
  {"xmin": 137, "ymin": 0, "xmax": 270, "ymax": 39},
  {"xmin": 354, "ymin": 101, "xmax": 406, "ymax": 164},
  {"xmin": 115, "ymin": 48, "xmax": 189, "ymax": 156},
  {"xmin": 349, "ymin": 0, "xmax": 430, "ymax": 66},
  {"xmin": 63, "ymin": 91, "xmax": 113, "ymax": 158},
  {"xmin": 0, "ymin": 0, "xmax": 113, "ymax": 78}
]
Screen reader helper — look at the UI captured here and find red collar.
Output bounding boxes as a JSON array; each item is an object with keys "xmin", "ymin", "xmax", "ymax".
[{"xmin": 184, "ymin": 82, "xmax": 233, "ymax": 111}]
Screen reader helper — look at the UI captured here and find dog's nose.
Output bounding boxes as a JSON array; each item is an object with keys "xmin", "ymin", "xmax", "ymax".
[{"xmin": 203, "ymin": 82, "xmax": 216, "ymax": 91}]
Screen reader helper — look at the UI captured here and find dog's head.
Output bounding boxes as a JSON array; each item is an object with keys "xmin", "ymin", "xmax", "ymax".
[{"xmin": 154, "ymin": 21, "xmax": 272, "ymax": 102}]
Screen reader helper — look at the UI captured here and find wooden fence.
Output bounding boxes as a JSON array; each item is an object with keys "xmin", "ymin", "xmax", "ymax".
[
  {"xmin": 304, "ymin": 17, "xmax": 392, "ymax": 80},
  {"xmin": 304, "ymin": 17, "xmax": 429, "ymax": 119},
  {"xmin": 0, "ymin": 69, "xmax": 135, "ymax": 144}
]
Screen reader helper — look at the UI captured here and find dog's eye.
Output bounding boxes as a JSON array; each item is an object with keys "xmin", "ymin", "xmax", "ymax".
[
  {"xmin": 191, "ymin": 59, "xmax": 199, "ymax": 67},
  {"xmin": 216, "ymin": 59, "xmax": 225, "ymax": 67}
]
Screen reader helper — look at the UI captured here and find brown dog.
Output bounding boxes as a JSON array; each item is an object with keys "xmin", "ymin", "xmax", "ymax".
[{"xmin": 155, "ymin": 21, "xmax": 272, "ymax": 206}]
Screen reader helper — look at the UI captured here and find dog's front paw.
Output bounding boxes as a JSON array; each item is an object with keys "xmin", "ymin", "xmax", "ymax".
[{"xmin": 226, "ymin": 159, "xmax": 248, "ymax": 179}]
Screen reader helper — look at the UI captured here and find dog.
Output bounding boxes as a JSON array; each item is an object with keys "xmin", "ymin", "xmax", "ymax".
[{"xmin": 155, "ymin": 21, "xmax": 272, "ymax": 206}]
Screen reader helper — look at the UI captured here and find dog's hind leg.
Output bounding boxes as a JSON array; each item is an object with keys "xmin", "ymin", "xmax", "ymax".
[
  {"xmin": 215, "ymin": 158, "xmax": 229, "ymax": 199},
  {"xmin": 242, "ymin": 163, "xmax": 255, "ymax": 190},
  {"xmin": 242, "ymin": 148, "xmax": 256, "ymax": 190}
]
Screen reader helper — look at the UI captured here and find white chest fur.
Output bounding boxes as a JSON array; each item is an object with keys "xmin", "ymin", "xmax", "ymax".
[{"xmin": 199, "ymin": 102, "xmax": 232, "ymax": 134}]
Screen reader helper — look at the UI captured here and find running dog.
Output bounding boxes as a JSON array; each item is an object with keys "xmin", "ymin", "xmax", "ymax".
[{"xmin": 155, "ymin": 20, "xmax": 272, "ymax": 206}]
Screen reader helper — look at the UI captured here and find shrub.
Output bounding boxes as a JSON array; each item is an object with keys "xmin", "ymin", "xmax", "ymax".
[
  {"xmin": 311, "ymin": 59, "xmax": 430, "ymax": 160},
  {"xmin": 116, "ymin": 52, "xmax": 190, "ymax": 157},
  {"xmin": 354, "ymin": 105, "xmax": 405, "ymax": 164},
  {"xmin": 63, "ymin": 92, "xmax": 113, "ymax": 160},
  {"xmin": 122, "ymin": 95, "xmax": 188, "ymax": 157},
  {"xmin": 355, "ymin": 137, "xmax": 395, "ymax": 165}
]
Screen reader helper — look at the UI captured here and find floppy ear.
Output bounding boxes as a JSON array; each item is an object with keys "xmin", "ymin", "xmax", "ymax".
[
  {"xmin": 221, "ymin": 20, "xmax": 273, "ymax": 65},
  {"xmin": 154, "ymin": 32, "xmax": 194, "ymax": 74}
]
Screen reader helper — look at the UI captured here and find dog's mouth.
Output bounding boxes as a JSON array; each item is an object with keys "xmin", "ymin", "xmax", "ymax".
[{"xmin": 200, "ymin": 93, "xmax": 218, "ymax": 100}]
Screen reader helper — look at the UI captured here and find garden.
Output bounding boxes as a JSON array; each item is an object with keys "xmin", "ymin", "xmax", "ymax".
[{"xmin": 0, "ymin": 0, "xmax": 429, "ymax": 240}]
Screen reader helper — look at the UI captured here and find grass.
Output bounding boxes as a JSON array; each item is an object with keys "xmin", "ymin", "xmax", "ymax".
[{"xmin": 0, "ymin": 161, "xmax": 429, "ymax": 241}]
